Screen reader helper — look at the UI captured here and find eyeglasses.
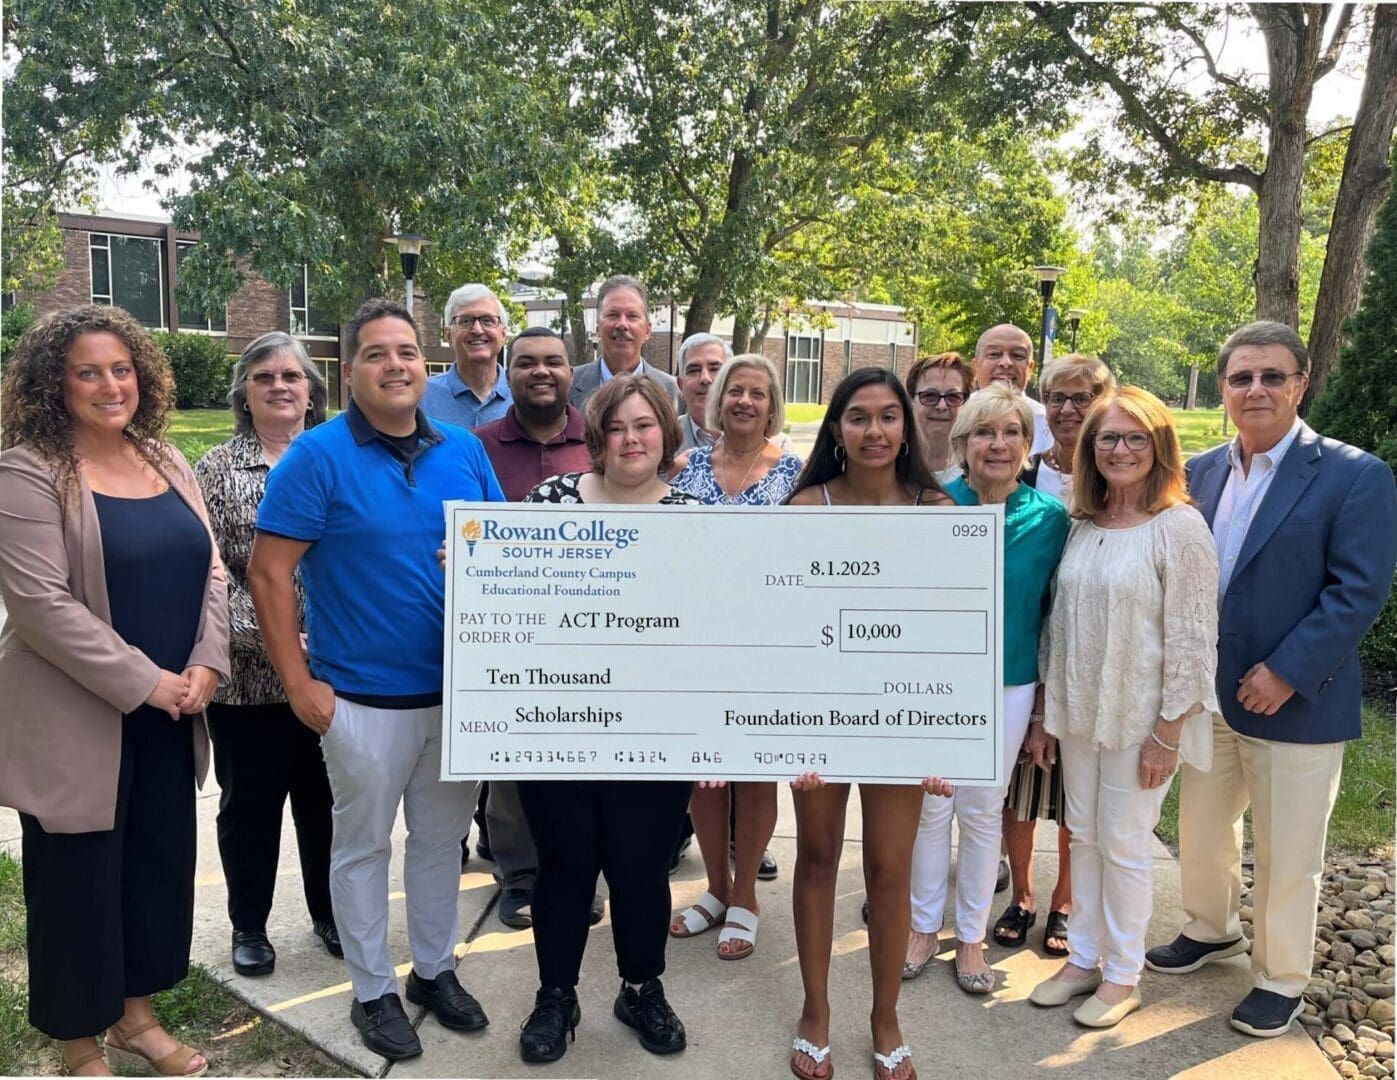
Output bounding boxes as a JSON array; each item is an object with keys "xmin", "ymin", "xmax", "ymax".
[
  {"xmin": 450, "ymin": 314, "xmax": 503, "ymax": 329},
  {"xmin": 915, "ymin": 390, "xmax": 966, "ymax": 408},
  {"xmin": 248, "ymin": 370, "xmax": 306, "ymax": 387},
  {"xmin": 1093, "ymin": 431, "xmax": 1151, "ymax": 451},
  {"xmin": 1224, "ymin": 370, "xmax": 1303, "ymax": 390},
  {"xmin": 1046, "ymin": 391, "xmax": 1096, "ymax": 410}
]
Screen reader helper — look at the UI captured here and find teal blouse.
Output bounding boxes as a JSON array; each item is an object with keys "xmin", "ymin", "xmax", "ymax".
[{"xmin": 945, "ymin": 477, "xmax": 1069, "ymax": 686}]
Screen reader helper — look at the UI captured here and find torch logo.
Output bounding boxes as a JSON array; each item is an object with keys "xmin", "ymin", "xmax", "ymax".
[{"xmin": 462, "ymin": 519, "xmax": 483, "ymax": 556}]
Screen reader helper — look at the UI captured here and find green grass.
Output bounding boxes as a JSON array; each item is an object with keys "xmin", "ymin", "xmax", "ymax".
[
  {"xmin": 168, "ymin": 408, "xmax": 235, "ymax": 464},
  {"xmin": 786, "ymin": 403, "xmax": 828, "ymax": 424},
  {"xmin": 1155, "ymin": 701, "xmax": 1396, "ymax": 857},
  {"xmin": 0, "ymin": 852, "xmax": 348, "ymax": 1076},
  {"xmin": 1171, "ymin": 406, "xmax": 1229, "ymax": 455}
]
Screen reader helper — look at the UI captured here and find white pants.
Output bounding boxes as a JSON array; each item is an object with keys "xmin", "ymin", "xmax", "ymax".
[
  {"xmin": 910, "ymin": 683, "xmax": 1035, "ymax": 942},
  {"xmin": 1180, "ymin": 719, "xmax": 1343, "ymax": 997},
  {"xmin": 1059, "ymin": 732, "xmax": 1170, "ymax": 985},
  {"xmin": 320, "ymin": 698, "xmax": 478, "ymax": 1002}
]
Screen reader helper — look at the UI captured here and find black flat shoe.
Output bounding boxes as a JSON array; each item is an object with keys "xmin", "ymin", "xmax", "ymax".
[
  {"xmin": 1043, "ymin": 910, "xmax": 1070, "ymax": 957},
  {"xmin": 1230, "ymin": 988, "xmax": 1303, "ymax": 1038},
  {"xmin": 520, "ymin": 986, "xmax": 580, "ymax": 1064},
  {"xmin": 758, "ymin": 849, "xmax": 779, "ymax": 881},
  {"xmin": 406, "ymin": 969, "xmax": 489, "ymax": 1032},
  {"xmin": 614, "ymin": 978, "xmax": 686, "ymax": 1054},
  {"xmin": 313, "ymin": 919, "xmax": 343, "ymax": 958},
  {"xmin": 499, "ymin": 887, "xmax": 533, "ymax": 929},
  {"xmin": 1145, "ymin": 933, "xmax": 1250, "ymax": 975},
  {"xmin": 231, "ymin": 930, "xmax": 275, "ymax": 976},
  {"xmin": 350, "ymin": 992, "xmax": 421, "ymax": 1060},
  {"xmin": 589, "ymin": 892, "xmax": 605, "ymax": 926},
  {"xmin": 991, "ymin": 904, "xmax": 1036, "ymax": 949},
  {"xmin": 995, "ymin": 857, "xmax": 1010, "ymax": 894}
]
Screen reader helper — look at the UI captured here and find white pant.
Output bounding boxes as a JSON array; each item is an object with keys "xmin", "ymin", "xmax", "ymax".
[
  {"xmin": 910, "ymin": 683, "xmax": 1035, "ymax": 942},
  {"xmin": 1180, "ymin": 719, "xmax": 1343, "ymax": 997},
  {"xmin": 320, "ymin": 698, "xmax": 478, "ymax": 1002},
  {"xmin": 1059, "ymin": 732, "xmax": 1169, "ymax": 985}
]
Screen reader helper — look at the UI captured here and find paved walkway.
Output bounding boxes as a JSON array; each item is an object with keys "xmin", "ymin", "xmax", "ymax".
[{"xmin": 0, "ymin": 781, "xmax": 1327, "ymax": 1079}]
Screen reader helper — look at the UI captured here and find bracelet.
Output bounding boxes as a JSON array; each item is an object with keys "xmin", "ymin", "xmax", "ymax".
[
  {"xmin": 1150, "ymin": 730, "xmax": 1180, "ymax": 752},
  {"xmin": 1029, "ymin": 713, "xmax": 1045, "ymax": 725}
]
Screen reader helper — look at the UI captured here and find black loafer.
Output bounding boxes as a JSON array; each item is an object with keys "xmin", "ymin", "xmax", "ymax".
[
  {"xmin": 1145, "ymin": 933, "xmax": 1250, "ymax": 974},
  {"xmin": 406, "ymin": 969, "xmax": 489, "ymax": 1032},
  {"xmin": 588, "ymin": 892, "xmax": 605, "ymax": 926},
  {"xmin": 995, "ymin": 857, "xmax": 1010, "ymax": 894},
  {"xmin": 861, "ymin": 899, "xmax": 870, "ymax": 925},
  {"xmin": 758, "ymin": 849, "xmax": 779, "ymax": 881},
  {"xmin": 313, "ymin": 919, "xmax": 343, "ymax": 958},
  {"xmin": 499, "ymin": 887, "xmax": 533, "ymax": 930},
  {"xmin": 1230, "ymin": 988, "xmax": 1303, "ymax": 1038},
  {"xmin": 231, "ymin": 930, "xmax": 275, "ymax": 976},
  {"xmin": 350, "ymin": 992, "xmax": 421, "ymax": 1060},
  {"xmin": 613, "ymin": 978, "xmax": 686, "ymax": 1054},
  {"xmin": 520, "ymin": 986, "xmax": 580, "ymax": 1064}
]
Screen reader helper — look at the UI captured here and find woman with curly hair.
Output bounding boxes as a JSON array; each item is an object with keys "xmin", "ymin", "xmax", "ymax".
[{"xmin": 0, "ymin": 305, "xmax": 230, "ymax": 1076}]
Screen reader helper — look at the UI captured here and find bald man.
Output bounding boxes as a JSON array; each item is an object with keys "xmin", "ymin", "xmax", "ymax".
[{"xmin": 970, "ymin": 324, "xmax": 1052, "ymax": 455}]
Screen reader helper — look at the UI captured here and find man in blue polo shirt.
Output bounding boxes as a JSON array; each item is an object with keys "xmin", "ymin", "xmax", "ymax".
[{"xmin": 249, "ymin": 298, "xmax": 505, "ymax": 1062}]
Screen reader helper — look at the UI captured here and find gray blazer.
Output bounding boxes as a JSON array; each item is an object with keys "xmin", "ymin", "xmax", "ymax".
[
  {"xmin": 569, "ymin": 360, "xmax": 680, "ymax": 413},
  {"xmin": 1187, "ymin": 423, "xmax": 1396, "ymax": 744},
  {"xmin": 0, "ymin": 443, "xmax": 230, "ymax": 832}
]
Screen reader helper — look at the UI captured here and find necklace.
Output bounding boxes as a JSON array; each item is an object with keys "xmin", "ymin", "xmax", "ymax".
[
  {"xmin": 717, "ymin": 442, "xmax": 764, "ymax": 503},
  {"xmin": 1043, "ymin": 445, "xmax": 1070, "ymax": 474}
]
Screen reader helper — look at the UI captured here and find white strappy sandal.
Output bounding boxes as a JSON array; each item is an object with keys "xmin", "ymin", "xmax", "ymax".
[
  {"xmin": 873, "ymin": 1044, "xmax": 915, "ymax": 1080},
  {"xmin": 669, "ymin": 890, "xmax": 727, "ymax": 937},
  {"xmin": 717, "ymin": 905, "xmax": 759, "ymax": 960},
  {"xmin": 790, "ymin": 1036, "xmax": 833, "ymax": 1079}
]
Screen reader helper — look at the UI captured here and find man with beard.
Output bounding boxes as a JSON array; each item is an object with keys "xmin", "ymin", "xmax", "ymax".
[
  {"xmin": 569, "ymin": 275, "xmax": 680, "ymax": 411},
  {"xmin": 471, "ymin": 327, "xmax": 598, "ymax": 928},
  {"xmin": 422, "ymin": 284, "xmax": 512, "ymax": 430}
]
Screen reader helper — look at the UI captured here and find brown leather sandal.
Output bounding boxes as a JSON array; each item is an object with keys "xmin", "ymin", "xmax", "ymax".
[
  {"xmin": 60, "ymin": 1041, "xmax": 109, "ymax": 1076},
  {"xmin": 105, "ymin": 1020, "xmax": 208, "ymax": 1078}
]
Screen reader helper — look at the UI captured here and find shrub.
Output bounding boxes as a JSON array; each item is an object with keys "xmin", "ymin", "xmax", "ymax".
[
  {"xmin": 152, "ymin": 331, "xmax": 234, "ymax": 409},
  {"xmin": 0, "ymin": 303, "xmax": 38, "ymax": 369}
]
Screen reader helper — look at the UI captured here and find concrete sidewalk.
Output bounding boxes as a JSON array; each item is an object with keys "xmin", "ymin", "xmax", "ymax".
[{"xmin": 0, "ymin": 781, "xmax": 1329, "ymax": 1080}]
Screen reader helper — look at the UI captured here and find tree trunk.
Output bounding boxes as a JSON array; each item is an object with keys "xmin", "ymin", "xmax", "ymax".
[
  {"xmin": 683, "ymin": 261, "xmax": 725, "ymax": 337},
  {"xmin": 552, "ymin": 231, "xmax": 591, "ymax": 363},
  {"xmin": 731, "ymin": 314, "xmax": 751, "ymax": 354},
  {"xmin": 749, "ymin": 308, "xmax": 774, "ymax": 355},
  {"xmin": 1253, "ymin": 6, "xmax": 1319, "ymax": 328},
  {"xmin": 1303, "ymin": 4, "xmax": 1397, "ymax": 412}
]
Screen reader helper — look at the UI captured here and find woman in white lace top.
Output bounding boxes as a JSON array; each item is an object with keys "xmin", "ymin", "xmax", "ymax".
[{"xmin": 1027, "ymin": 387, "xmax": 1220, "ymax": 1029}]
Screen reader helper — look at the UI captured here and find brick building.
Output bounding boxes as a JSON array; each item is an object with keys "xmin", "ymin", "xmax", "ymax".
[{"xmin": 17, "ymin": 212, "xmax": 919, "ymax": 409}]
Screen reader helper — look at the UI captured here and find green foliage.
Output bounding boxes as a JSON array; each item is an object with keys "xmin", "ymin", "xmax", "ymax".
[
  {"xmin": 1360, "ymin": 597, "xmax": 1397, "ymax": 682},
  {"xmin": 152, "ymin": 332, "xmax": 233, "ymax": 410},
  {"xmin": 1, "ymin": 304, "xmax": 39, "ymax": 369},
  {"xmin": 1311, "ymin": 155, "xmax": 1397, "ymax": 469},
  {"xmin": 0, "ymin": 195, "xmax": 66, "ymax": 297},
  {"xmin": 168, "ymin": 408, "xmax": 236, "ymax": 464}
]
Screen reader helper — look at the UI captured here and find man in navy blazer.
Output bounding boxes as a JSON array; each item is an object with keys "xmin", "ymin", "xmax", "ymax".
[
  {"xmin": 1146, "ymin": 321, "xmax": 1397, "ymax": 1038},
  {"xmin": 568, "ymin": 274, "xmax": 680, "ymax": 413}
]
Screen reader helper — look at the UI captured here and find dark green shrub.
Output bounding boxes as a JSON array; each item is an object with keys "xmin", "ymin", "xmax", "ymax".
[
  {"xmin": 152, "ymin": 330, "xmax": 234, "ymax": 409},
  {"xmin": 0, "ymin": 303, "xmax": 38, "ymax": 369}
]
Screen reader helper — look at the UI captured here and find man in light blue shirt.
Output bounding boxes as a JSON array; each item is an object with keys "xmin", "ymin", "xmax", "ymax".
[{"xmin": 421, "ymin": 283, "xmax": 511, "ymax": 429}]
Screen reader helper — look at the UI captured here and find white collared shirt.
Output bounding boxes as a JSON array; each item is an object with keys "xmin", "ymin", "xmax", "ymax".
[
  {"xmin": 1212, "ymin": 418, "xmax": 1302, "ymax": 598},
  {"xmin": 599, "ymin": 355, "xmax": 647, "ymax": 383}
]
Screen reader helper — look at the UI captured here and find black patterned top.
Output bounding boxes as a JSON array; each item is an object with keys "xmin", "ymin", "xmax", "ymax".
[
  {"xmin": 194, "ymin": 433, "xmax": 307, "ymax": 705},
  {"xmin": 525, "ymin": 471, "xmax": 702, "ymax": 506}
]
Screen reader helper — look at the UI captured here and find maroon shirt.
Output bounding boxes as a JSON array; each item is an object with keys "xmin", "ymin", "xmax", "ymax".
[{"xmin": 472, "ymin": 405, "xmax": 592, "ymax": 502}]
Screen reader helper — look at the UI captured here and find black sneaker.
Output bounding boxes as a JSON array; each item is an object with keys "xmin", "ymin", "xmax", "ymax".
[
  {"xmin": 1145, "ymin": 933, "xmax": 1250, "ymax": 974},
  {"xmin": 231, "ymin": 930, "xmax": 275, "ymax": 976},
  {"xmin": 405, "ymin": 969, "xmax": 489, "ymax": 1032},
  {"xmin": 613, "ymin": 978, "xmax": 686, "ymax": 1054},
  {"xmin": 759, "ymin": 849, "xmax": 779, "ymax": 881},
  {"xmin": 1230, "ymin": 988, "xmax": 1303, "ymax": 1038},
  {"xmin": 520, "ymin": 986, "xmax": 580, "ymax": 1064},
  {"xmin": 313, "ymin": 919, "xmax": 343, "ymax": 958},
  {"xmin": 350, "ymin": 992, "xmax": 422, "ymax": 1060},
  {"xmin": 499, "ymin": 887, "xmax": 533, "ymax": 929}
]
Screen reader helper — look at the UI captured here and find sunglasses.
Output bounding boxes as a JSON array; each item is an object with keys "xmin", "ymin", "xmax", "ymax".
[
  {"xmin": 915, "ymin": 390, "xmax": 966, "ymax": 408},
  {"xmin": 1224, "ymin": 370, "xmax": 1303, "ymax": 390}
]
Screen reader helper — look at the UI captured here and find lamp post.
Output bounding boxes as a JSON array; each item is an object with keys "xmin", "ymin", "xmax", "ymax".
[
  {"xmin": 1030, "ymin": 265, "xmax": 1066, "ymax": 364},
  {"xmin": 1066, "ymin": 308, "xmax": 1086, "ymax": 352},
  {"xmin": 384, "ymin": 232, "xmax": 430, "ymax": 316}
]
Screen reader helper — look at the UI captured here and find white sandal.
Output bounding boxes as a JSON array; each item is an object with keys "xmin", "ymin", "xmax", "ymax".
[
  {"xmin": 873, "ymin": 1044, "xmax": 914, "ymax": 1079},
  {"xmin": 717, "ymin": 905, "xmax": 759, "ymax": 960},
  {"xmin": 790, "ymin": 1036, "xmax": 832, "ymax": 1079},
  {"xmin": 669, "ymin": 891, "xmax": 727, "ymax": 937}
]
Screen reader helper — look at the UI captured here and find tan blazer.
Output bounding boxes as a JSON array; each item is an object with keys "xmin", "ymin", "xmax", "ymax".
[{"xmin": 0, "ymin": 442, "xmax": 230, "ymax": 833}]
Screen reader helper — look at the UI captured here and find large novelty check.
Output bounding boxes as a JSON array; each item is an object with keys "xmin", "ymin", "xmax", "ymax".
[{"xmin": 441, "ymin": 503, "xmax": 1004, "ymax": 785}]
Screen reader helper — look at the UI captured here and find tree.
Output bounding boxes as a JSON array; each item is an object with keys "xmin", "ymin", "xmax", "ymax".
[
  {"xmin": 1310, "ymin": 148, "xmax": 1397, "ymax": 468},
  {"xmin": 1010, "ymin": 3, "xmax": 1397, "ymax": 406}
]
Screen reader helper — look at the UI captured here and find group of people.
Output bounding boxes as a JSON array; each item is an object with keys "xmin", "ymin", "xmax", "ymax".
[{"xmin": 0, "ymin": 272, "xmax": 1392, "ymax": 1080}]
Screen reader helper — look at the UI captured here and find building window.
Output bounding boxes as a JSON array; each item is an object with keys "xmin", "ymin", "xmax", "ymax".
[
  {"xmin": 174, "ymin": 243, "xmax": 227, "ymax": 333},
  {"xmin": 90, "ymin": 233, "xmax": 166, "ymax": 329},
  {"xmin": 290, "ymin": 265, "xmax": 338, "ymax": 338},
  {"xmin": 786, "ymin": 333, "xmax": 822, "ymax": 404},
  {"xmin": 843, "ymin": 337, "xmax": 854, "ymax": 377},
  {"xmin": 425, "ymin": 360, "xmax": 453, "ymax": 378},
  {"xmin": 311, "ymin": 358, "xmax": 342, "ymax": 411}
]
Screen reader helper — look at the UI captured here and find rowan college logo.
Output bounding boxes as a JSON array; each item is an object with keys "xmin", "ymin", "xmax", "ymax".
[{"xmin": 462, "ymin": 518, "xmax": 484, "ymax": 556}]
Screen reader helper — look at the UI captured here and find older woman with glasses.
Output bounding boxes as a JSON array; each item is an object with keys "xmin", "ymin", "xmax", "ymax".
[
  {"xmin": 993, "ymin": 354, "xmax": 1116, "ymax": 959},
  {"xmin": 1029, "ymin": 387, "xmax": 1218, "ymax": 1028},
  {"xmin": 194, "ymin": 333, "xmax": 340, "ymax": 979},
  {"xmin": 904, "ymin": 352, "xmax": 973, "ymax": 486}
]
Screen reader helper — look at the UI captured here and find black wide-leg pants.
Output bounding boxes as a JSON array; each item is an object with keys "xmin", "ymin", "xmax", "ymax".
[
  {"xmin": 207, "ymin": 701, "xmax": 334, "ymax": 932},
  {"xmin": 21, "ymin": 707, "xmax": 196, "ymax": 1039},
  {"xmin": 517, "ymin": 780, "xmax": 692, "ymax": 990}
]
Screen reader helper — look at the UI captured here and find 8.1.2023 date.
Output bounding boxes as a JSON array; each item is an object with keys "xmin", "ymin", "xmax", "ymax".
[{"xmin": 809, "ymin": 560, "xmax": 880, "ymax": 577}]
